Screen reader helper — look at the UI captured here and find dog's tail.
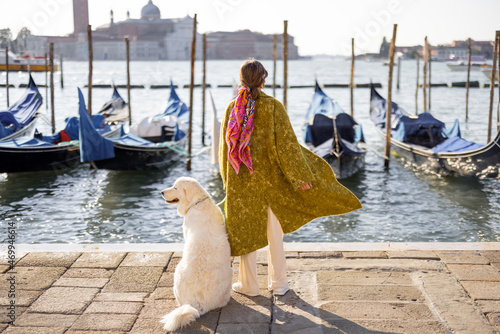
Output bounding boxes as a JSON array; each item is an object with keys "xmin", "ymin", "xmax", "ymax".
[{"xmin": 160, "ymin": 304, "xmax": 200, "ymax": 332}]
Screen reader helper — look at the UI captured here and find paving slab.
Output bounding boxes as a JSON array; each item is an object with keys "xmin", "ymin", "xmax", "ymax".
[
  {"xmin": 329, "ymin": 319, "xmax": 449, "ymax": 334},
  {"xmin": 286, "ymin": 258, "xmax": 444, "ymax": 271},
  {"xmin": 447, "ymin": 264, "xmax": 500, "ymax": 281},
  {"xmin": 480, "ymin": 251, "xmax": 500, "ymax": 263},
  {"xmin": 298, "ymin": 251, "xmax": 341, "ymax": 259},
  {"xmin": 0, "ymin": 306, "xmax": 28, "ymax": 324},
  {"xmin": 0, "ymin": 290, "xmax": 42, "ymax": 307},
  {"xmin": 70, "ymin": 313, "xmax": 137, "ymax": 331},
  {"xmin": 149, "ymin": 287, "xmax": 176, "ymax": 300},
  {"xmin": 476, "ymin": 300, "xmax": 500, "ymax": 314},
  {"xmin": 62, "ymin": 268, "xmax": 114, "ymax": 279},
  {"xmin": 487, "ymin": 313, "xmax": 500, "ymax": 329},
  {"xmin": 414, "ymin": 271, "xmax": 496, "ymax": 333},
  {"xmin": 317, "ymin": 285, "xmax": 424, "ymax": 302},
  {"xmin": 67, "ymin": 331, "xmax": 126, "ymax": 334},
  {"xmin": 460, "ymin": 281, "xmax": 500, "ymax": 300},
  {"xmin": 165, "ymin": 257, "xmax": 180, "ymax": 273},
  {"xmin": 219, "ymin": 302, "xmax": 271, "ymax": 324},
  {"xmin": 229, "ymin": 293, "xmax": 273, "ymax": 307},
  {"xmin": 342, "ymin": 251, "xmax": 387, "ymax": 259},
  {"xmin": 284, "ymin": 251, "xmax": 300, "ymax": 258},
  {"xmin": 386, "ymin": 250, "xmax": 440, "ymax": 260},
  {"xmin": 156, "ymin": 272, "xmax": 174, "ymax": 287},
  {"xmin": 119, "ymin": 252, "xmax": 172, "ymax": 267},
  {"xmin": 2, "ymin": 327, "xmax": 67, "ymax": 334},
  {"xmin": 137, "ymin": 299, "xmax": 176, "ymax": 319},
  {"xmin": 28, "ymin": 287, "xmax": 99, "ymax": 314},
  {"xmin": 217, "ymin": 323, "xmax": 269, "ymax": 334},
  {"xmin": 84, "ymin": 301, "xmax": 143, "ymax": 314},
  {"xmin": 316, "ymin": 270, "xmax": 413, "ymax": 285},
  {"xmin": 437, "ymin": 251, "xmax": 490, "ymax": 264},
  {"xmin": 0, "ymin": 265, "xmax": 11, "ymax": 274},
  {"xmin": 320, "ymin": 301, "xmax": 435, "ymax": 320},
  {"xmin": 71, "ymin": 252, "xmax": 126, "ymax": 269},
  {"xmin": 94, "ymin": 292, "xmax": 149, "ymax": 303},
  {"xmin": 53, "ymin": 277, "xmax": 110, "ymax": 288},
  {"xmin": 13, "ymin": 313, "xmax": 78, "ymax": 328},
  {"xmin": 0, "ymin": 267, "xmax": 66, "ymax": 291},
  {"xmin": 103, "ymin": 266, "xmax": 163, "ymax": 293},
  {"xmin": 16, "ymin": 252, "xmax": 81, "ymax": 268}
]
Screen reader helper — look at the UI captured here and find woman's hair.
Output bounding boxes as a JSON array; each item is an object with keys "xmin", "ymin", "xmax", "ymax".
[{"xmin": 240, "ymin": 59, "xmax": 268, "ymax": 99}]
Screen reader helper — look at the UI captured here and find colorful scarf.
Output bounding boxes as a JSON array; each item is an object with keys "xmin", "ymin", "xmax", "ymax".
[{"xmin": 225, "ymin": 87, "xmax": 255, "ymax": 174}]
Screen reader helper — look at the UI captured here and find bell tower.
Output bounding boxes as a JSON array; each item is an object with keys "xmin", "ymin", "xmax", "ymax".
[{"xmin": 73, "ymin": 0, "xmax": 89, "ymax": 35}]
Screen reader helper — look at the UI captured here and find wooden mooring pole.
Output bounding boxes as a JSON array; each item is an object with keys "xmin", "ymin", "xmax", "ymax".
[
  {"xmin": 87, "ymin": 25, "xmax": 93, "ymax": 117},
  {"xmin": 384, "ymin": 24, "xmax": 398, "ymax": 169},
  {"xmin": 49, "ymin": 43, "xmax": 55, "ymax": 134},
  {"xmin": 487, "ymin": 31, "xmax": 499, "ymax": 143},
  {"xmin": 125, "ymin": 37, "xmax": 131, "ymax": 126},
  {"xmin": 273, "ymin": 35, "xmax": 277, "ymax": 97},
  {"xmin": 283, "ymin": 20, "xmax": 288, "ymax": 110},
  {"xmin": 415, "ymin": 55, "xmax": 419, "ymax": 114},
  {"xmin": 202, "ymin": 33, "xmax": 207, "ymax": 146},
  {"xmin": 428, "ymin": 42, "xmax": 432, "ymax": 111},
  {"xmin": 5, "ymin": 46, "xmax": 9, "ymax": 108},
  {"xmin": 45, "ymin": 53, "xmax": 48, "ymax": 110},
  {"xmin": 423, "ymin": 36, "xmax": 428, "ymax": 113},
  {"xmin": 350, "ymin": 38, "xmax": 355, "ymax": 117},
  {"xmin": 497, "ymin": 32, "xmax": 500, "ymax": 133},
  {"xmin": 60, "ymin": 55, "xmax": 64, "ymax": 89},
  {"xmin": 396, "ymin": 55, "xmax": 401, "ymax": 90},
  {"xmin": 465, "ymin": 37, "xmax": 472, "ymax": 121},
  {"xmin": 187, "ymin": 14, "xmax": 197, "ymax": 171}
]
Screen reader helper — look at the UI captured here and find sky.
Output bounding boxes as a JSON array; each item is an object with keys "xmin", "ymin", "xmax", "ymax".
[{"xmin": 1, "ymin": 0, "xmax": 499, "ymax": 56}]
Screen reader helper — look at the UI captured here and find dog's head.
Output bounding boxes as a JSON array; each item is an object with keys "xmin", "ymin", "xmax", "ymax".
[{"xmin": 161, "ymin": 177, "xmax": 210, "ymax": 216}]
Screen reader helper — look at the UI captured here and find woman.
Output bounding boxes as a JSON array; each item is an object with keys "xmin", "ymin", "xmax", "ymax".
[{"xmin": 219, "ymin": 59, "xmax": 361, "ymax": 296}]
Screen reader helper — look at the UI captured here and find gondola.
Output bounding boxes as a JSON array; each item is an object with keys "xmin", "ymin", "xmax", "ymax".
[
  {"xmin": 98, "ymin": 86, "xmax": 130, "ymax": 123},
  {"xmin": 78, "ymin": 87, "xmax": 187, "ymax": 171},
  {"xmin": 303, "ymin": 82, "xmax": 366, "ymax": 179},
  {"xmin": 129, "ymin": 81, "xmax": 188, "ymax": 143},
  {"xmin": 0, "ymin": 137, "xmax": 79, "ymax": 173},
  {"xmin": 370, "ymin": 85, "xmax": 500, "ymax": 178},
  {"xmin": 0, "ymin": 75, "xmax": 41, "ymax": 141},
  {"xmin": 0, "ymin": 109, "xmax": 115, "ymax": 174}
]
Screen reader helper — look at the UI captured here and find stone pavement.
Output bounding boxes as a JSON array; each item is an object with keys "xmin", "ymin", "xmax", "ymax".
[{"xmin": 0, "ymin": 243, "xmax": 500, "ymax": 333}]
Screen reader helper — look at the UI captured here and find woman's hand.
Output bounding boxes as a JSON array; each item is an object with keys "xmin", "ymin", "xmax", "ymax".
[{"xmin": 299, "ymin": 182, "xmax": 312, "ymax": 190}]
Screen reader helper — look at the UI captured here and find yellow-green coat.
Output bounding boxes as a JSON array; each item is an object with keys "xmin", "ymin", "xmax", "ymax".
[{"xmin": 219, "ymin": 91, "xmax": 362, "ymax": 256}]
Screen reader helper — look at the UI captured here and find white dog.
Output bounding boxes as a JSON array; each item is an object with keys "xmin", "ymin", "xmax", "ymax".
[{"xmin": 160, "ymin": 177, "xmax": 232, "ymax": 332}]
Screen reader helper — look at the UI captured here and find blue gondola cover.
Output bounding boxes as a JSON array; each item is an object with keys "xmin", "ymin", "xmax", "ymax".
[
  {"xmin": 77, "ymin": 88, "xmax": 115, "ymax": 162},
  {"xmin": 432, "ymin": 136, "xmax": 483, "ymax": 153},
  {"xmin": 0, "ymin": 75, "xmax": 42, "ymax": 137},
  {"xmin": 161, "ymin": 81, "xmax": 189, "ymax": 120},
  {"xmin": 0, "ymin": 137, "xmax": 54, "ymax": 148}
]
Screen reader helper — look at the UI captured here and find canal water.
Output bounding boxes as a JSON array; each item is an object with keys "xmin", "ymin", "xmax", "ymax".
[{"xmin": 0, "ymin": 58, "xmax": 499, "ymax": 244}]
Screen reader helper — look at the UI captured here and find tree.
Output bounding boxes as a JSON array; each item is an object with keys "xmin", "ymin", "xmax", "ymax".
[
  {"xmin": 0, "ymin": 28, "xmax": 12, "ymax": 50},
  {"xmin": 15, "ymin": 27, "xmax": 31, "ymax": 55}
]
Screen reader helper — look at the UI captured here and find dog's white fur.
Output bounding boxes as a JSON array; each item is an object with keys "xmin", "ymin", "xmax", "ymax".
[{"xmin": 160, "ymin": 177, "xmax": 232, "ymax": 332}]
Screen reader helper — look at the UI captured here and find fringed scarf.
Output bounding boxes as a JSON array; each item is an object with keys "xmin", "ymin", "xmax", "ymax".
[{"xmin": 225, "ymin": 87, "xmax": 255, "ymax": 174}]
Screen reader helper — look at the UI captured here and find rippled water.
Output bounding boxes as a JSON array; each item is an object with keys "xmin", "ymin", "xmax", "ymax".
[{"xmin": 0, "ymin": 58, "xmax": 499, "ymax": 244}]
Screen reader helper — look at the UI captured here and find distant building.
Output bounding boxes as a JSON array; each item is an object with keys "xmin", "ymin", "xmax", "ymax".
[
  {"xmin": 24, "ymin": 0, "xmax": 299, "ymax": 61},
  {"xmin": 206, "ymin": 30, "xmax": 299, "ymax": 60},
  {"xmin": 374, "ymin": 37, "xmax": 494, "ymax": 60},
  {"xmin": 449, "ymin": 39, "xmax": 494, "ymax": 59}
]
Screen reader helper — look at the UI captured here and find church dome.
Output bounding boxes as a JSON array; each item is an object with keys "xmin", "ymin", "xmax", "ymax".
[{"xmin": 141, "ymin": 0, "xmax": 161, "ymax": 20}]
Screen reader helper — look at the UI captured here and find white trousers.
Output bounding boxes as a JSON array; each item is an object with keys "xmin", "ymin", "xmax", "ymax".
[{"xmin": 238, "ymin": 206, "xmax": 288, "ymax": 294}]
